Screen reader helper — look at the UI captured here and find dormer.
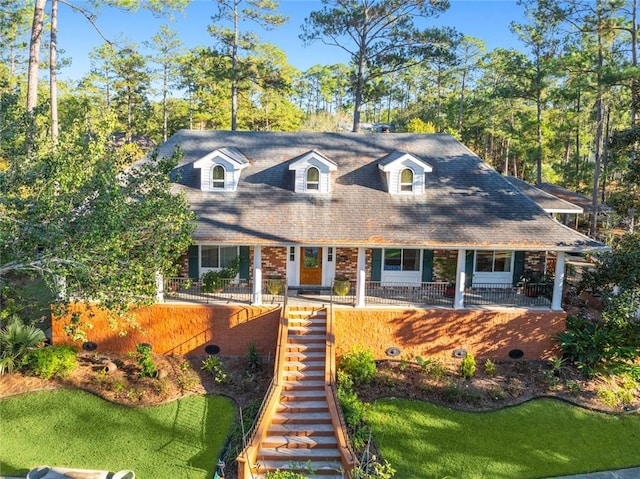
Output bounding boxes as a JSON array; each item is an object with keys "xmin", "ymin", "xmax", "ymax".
[
  {"xmin": 193, "ymin": 147, "xmax": 249, "ymax": 192},
  {"xmin": 378, "ymin": 151, "xmax": 433, "ymax": 195},
  {"xmin": 289, "ymin": 150, "xmax": 338, "ymax": 194}
]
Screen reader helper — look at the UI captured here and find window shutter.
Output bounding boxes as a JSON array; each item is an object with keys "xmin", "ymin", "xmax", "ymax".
[
  {"xmin": 371, "ymin": 249, "xmax": 382, "ymax": 282},
  {"xmin": 239, "ymin": 246, "xmax": 250, "ymax": 280},
  {"xmin": 188, "ymin": 245, "xmax": 199, "ymax": 279},
  {"xmin": 513, "ymin": 251, "xmax": 525, "ymax": 286},
  {"xmin": 421, "ymin": 250, "xmax": 433, "ymax": 282}
]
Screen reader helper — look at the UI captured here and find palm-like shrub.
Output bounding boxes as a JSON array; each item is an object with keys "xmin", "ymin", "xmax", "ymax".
[{"xmin": 0, "ymin": 318, "xmax": 47, "ymax": 374}]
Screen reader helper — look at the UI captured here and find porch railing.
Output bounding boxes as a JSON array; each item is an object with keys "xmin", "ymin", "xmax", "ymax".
[
  {"xmin": 163, "ymin": 277, "xmax": 286, "ymax": 304},
  {"xmin": 464, "ymin": 282, "xmax": 552, "ymax": 307},
  {"xmin": 364, "ymin": 281, "xmax": 454, "ymax": 307}
]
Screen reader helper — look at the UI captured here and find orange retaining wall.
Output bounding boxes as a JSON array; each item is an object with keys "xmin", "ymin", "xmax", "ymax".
[
  {"xmin": 334, "ymin": 308, "xmax": 565, "ymax": 361},
  {"xmin": 52, "ymin": 304, "xmax": 281, "ymax": 357}
]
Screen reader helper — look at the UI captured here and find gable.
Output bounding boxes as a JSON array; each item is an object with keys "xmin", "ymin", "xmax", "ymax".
[
  {"xmin": 192, "ymin": 147, "xmax": 249, "ymax": 192},
  {"xmin": 378, "ymin": 151, "xmax": 433, "ymax": 195},
  {"xmin": 288, "ymin": 150, "xmax": 338, "ymax": 194}
]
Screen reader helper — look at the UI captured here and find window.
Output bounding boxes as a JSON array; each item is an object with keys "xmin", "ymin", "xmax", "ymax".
[
  {"xmin": 201, "ymin": 245, "xmax": 238, "ymax": 268},
  {"xmin": 384, "ymin": 248, "xmax": 420, "ymax": 271},
  {"xmin": 400, "ymin": 168, "xmax": 414, "ymax": 192},
  {"xmin": 289, "ymin": 247, "xmax": 295, "ymax": 262},
  {"xmin": 475, "ymin": 251, "xmax": 512, "ymax": 272},
  {"xmin": 328, "ymin": 247, "xmax": 333, "ymax": 262},
  {"xmin": 211, "ymin": 165, "xmax": 225, "ymax": 189},
  {"xmin": 306, "ymin": 167, "xmax": 320, "ymax": 191}
]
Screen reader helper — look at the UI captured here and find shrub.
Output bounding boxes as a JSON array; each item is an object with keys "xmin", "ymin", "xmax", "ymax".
[
  {"xmin": 0, "ymin": 318, "xmax": 46, "ymax": 375},
  {"xmin": 459, "ymin": 353, "xmax": 476, "ymax": 379},
  {"xmin": 246, "ymin": 341, "xmax": 262, "ymax": 370},
  {"xmin": 201, "ymin": 355, "xmax": 227, "ymax": 384},
  {"xmin": 338, "ymin": 347, "xmax": 376, "ymax": 385},
  {"xmin": 135, "ymin": 344, "xmax": 156, "ymax": 378},
  {"xmin": 484, "ymin": 359, "xmax": 497, "ymax": 376},
  {"xmin": 23, "ymin": 345, "xmax": 78, "ymax": 379}
]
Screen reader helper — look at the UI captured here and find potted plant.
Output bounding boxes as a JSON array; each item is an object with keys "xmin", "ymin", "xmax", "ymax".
[
  {"xmin": 519, "ymin": 270, "xmax": 553, "ymax": 299},
  {"xmin": 434, "ymin": 257, "xmax": 457, "ymax": 297},
  {"xmin": 265, "ymin": 275, "xmax": 284, "ymax": 295},
  {"xmin": 201, "ymin": 266, "xmax": 237, "ymax": 293},
  {"xmin": 333, "ymin": 275, "xmax": 351, "ymax": 296}
]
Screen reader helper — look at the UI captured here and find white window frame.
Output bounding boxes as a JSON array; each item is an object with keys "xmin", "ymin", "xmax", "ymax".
[
  {"xmin": 472, "ymin": 250, "xmax": 514, "ymax": 285},
  {"xmin": 200, "ymin": 245, "xmax": 239, "ymax": 272},
  {"xmin": 400, "ymin": 167, "xmax": 414, "ymax": 192},
  {"xmin": 306, "ymin": 166, "xmax": 320, "ymax": 191},
  {"xmin": 211, "ymin": 164, "xmax": 226, "ymax": 190}
]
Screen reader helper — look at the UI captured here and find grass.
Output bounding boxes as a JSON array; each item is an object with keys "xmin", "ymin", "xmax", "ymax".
[
  {"xmin": 0, "ymin": 389, "xmax": 235, "ymax": 479},
  {"xmin": 368, "ymin": 397, "xmax": 640, "ymax": 479}
]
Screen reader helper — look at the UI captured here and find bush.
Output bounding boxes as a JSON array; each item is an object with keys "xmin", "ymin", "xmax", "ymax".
[
  {"xmin": 246, "ymin": 342, "xmax": 262, "ymax": 370},
  {"xmin": 484, "ymin": 359, "xmax": 497, "ymax": 376},
  {"xmin": 0, "ymin": 318, "xmax": 46, "ymax": 375},
  {"xmin": 338, "ymin": 347, "xmax": 376, "ymax": 385},
  {"xmin": 135, "ymin": 344, "xmax": 156, "ymax": 378},
  {"xmin": 201, "ymin": 355, "xmax": 227, "ymax": 384},
  {"xmin": 460, "ymin": 353, "xmax": 476, "ymax": 379},
  {"xmin": 23, "ymin": 345, "xmax": 78, "ymax": 379}
]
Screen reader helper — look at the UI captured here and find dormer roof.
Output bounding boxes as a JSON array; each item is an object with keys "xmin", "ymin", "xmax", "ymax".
[
  {"xmin": 378, "ymin": 150, "xmax": 432, "ymax": 195},
  {"xmin": 289, "ymin": 150, "xmax": 338, "ymax": 194},
  {"xmin": 192, "ymin": 147, "xmax": 250, "ymax": 192}
]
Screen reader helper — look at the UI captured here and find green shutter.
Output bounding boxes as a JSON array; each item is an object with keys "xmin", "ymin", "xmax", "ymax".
[
  {"xmin": 513, "ymin": 251, "xmax": 525, "ymax": 286},
  {"xmin": 188, "ymin": 245, "xmax": 199, "ymax": 279},
  {"xmin": 465, "ymin": 250, "xmax": 475, "ymax": 287},
  {"xmin": 371, "ymin": 248, "xmax": 382, "ymax": 282},
  {"xmin": 421, "ymin": 250, "xmax": 434, "ymax": 282},
  {"xmin": 239, "ymin": 246, "xmax": 250, "ymax": 280}
]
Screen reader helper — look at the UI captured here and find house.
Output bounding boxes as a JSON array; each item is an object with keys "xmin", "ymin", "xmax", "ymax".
[
  {"xmin": 157, "ymin": 130, "xmax": 606, "ymax": 308},
  {"xmin": 54, "ymin": 131, "xmax": 608, "ymax": 362}
]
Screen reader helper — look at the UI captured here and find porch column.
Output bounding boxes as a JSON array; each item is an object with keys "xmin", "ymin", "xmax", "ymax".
[
  {"xmin": 454, "ymin": 249, "xmax": 466, "ymax": 309},
  {"xmin": 355, "ymin": 247, "xmax": 367, "ymax": 307},
  {"xmin": 155, "ymin": 271, "xmax": 164, "ymax": 303},
  {"xmin": 252, "ymin": 246, "xmax": 263, "ymax": 306},
  {"xmin": 551, "ymin": 251, "xmax": 566, "ymax": 311}
]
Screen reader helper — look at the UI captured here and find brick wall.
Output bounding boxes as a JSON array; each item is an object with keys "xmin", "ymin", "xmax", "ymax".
[
  {"xmin": 52, "ymin": 303, "xmax": 281, "ymax": 357},
  {"xmin": 525, "ymin": 251, "xmax": 547, "ymax": 275},
  {"xmin": 334, "ymin": 248, "xmax": 372, "ymax": 280},
  {"xmin": 333, "ymin": 308, "xmax": 565, "ymax": 361}
]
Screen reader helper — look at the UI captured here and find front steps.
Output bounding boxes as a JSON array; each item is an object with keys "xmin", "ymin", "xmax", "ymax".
[{"xmin": 253, "ymin": 307, "xmax": 344, "ymax": 479}]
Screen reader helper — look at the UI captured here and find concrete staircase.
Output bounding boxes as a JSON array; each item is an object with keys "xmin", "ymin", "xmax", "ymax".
[{"xmin": 253, "ymin": 307, "xmax": 344, "ymax": 478}]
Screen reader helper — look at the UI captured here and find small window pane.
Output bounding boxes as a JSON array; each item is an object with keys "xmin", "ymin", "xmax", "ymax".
[
  {"xmin": 212, "ymin": 165, "xmax": 225, "ymax": 189},
  {"xmin": 400, "ymin": 168, "xmax": 413, "ymax": 192},
  {"xmin": 494, "ymin": 251, "xmax": 512, "ymax": 272},
  {"xmin": 289, "ymin": 247, "xmax": 295, "ymax": 262},
  {"xmin": 201, "ymin": 246, "xmax": 219, "ymax": 268},
  {"xmin": 476, "ymin": 251, "xmax": 493, "ymax": 272},
  {"xmin": 220, "ymin": 246, "xmax": 238, "ymax": 269},
  {"xmin": 306, "ymin": 167, "xmax": 319, "ymax": 190},
  {"xmin": 402, "ymin": 249, "xmax": 420, "ymax": 271},
  {"xmin": 384, "ymin": 249, "xmax": 402, "ymax": 270},
  {"xmin": 304, "ymin": 247, "xmax": 319, "ymax": 268}
]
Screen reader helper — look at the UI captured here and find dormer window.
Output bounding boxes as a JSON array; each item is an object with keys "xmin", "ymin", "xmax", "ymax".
[
  {"xmin": 400, "ymin": 168, "xmax": 414, "ymax": 192},
  {"xmin": 378, "ymin": 151, "xmax": 433, "ymax": 195},
  {"xmin": 289, "ymin": 150, "xmax": 338, "ymax": 194},
  {"xmin": 193, "ymin": 147, "xmax": 249, "ymax": 192},
  {"xmin": 306, "ymin": 167, "xmax": 320, "ymax": 191},
  {"xmin": 211, "ymin": 165, "xmax": 226, "ymax": 189}
]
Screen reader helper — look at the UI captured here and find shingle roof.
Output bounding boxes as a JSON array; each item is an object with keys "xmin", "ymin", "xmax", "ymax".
[
  {"xmin": 538, "ymin": 183, "xmax": 613, "ymax": 213},
  {"xmin": 156, "ymin": 130, "xmax": 607, "ymax": 253},
  {"xmin": 502, "ymin": 176, "xmax": 583, "ymax": 214}
]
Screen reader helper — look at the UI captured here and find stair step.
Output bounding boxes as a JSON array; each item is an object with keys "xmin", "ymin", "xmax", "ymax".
[
  {"xmin": 283, "ymin": 370, "xmax": 324, "ymax": 381},
  {"xmin": 286, "ymin": 351, "xmax": 326, "ymax": 360},
  {"xmin": 257, "ymin": 447, "xmax": 341, "ymax": 461},
  {"xmin": 271, "ymin": 411, "xmax": 332, "ymax": 424},
  {"xmin": 282, "ymin": 379, "xmax": 325, "ymax": 390},
  {"xmin": 289, "ymin": 327, "xmax": 327, "ymax": 337},
  {"xmin": 261, "ymin": 434, "xmax": 338, "ymax": 449},
  {"xmin": 281, "ymin": 389, "xmax": 325, "ymax": 401},
  {"xmin": 267, "ymin": 423, "xmax": 335, "ymax": 436},
  {"xmin": 284, "ymin": 360, "xmax": 325, "ymax": 371},
  {"xmin": 277, "ymin": 400, "xmax": 328, "ymax": 413},
  {"xmin": 286, "ymin": 344, "xmax": 325, "ymax": 353},
  {"xmin": 287, "ymin": 334, "xmax": 326, "ymax": 343},
  {"xmin": 254, "ymin": 459, "xmax": 342, "ymax": 477}
]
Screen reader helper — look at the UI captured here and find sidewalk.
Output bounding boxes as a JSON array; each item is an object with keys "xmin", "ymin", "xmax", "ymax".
[{"xmin": 550, "ymin": 467, "xmax": 640, "ymax": 479}]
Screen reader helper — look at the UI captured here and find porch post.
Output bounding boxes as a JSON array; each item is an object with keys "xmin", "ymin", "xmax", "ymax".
[
  {"xmin": 355, "ymin": 247, "xmax": 366, "ymax": 307},
  {"xmin": 155, "ymin": 271, "xmax": 164, "ymax": 303},
  {"xmin": 454, "ymin": 249, "xmax": 466, "ymax": 309},
  {"xmin": 253, "ymin": 246, "xmax": 263, "ymax": 306},
  {"xmin": 551, "ymin": 251, "xmax": 565, "ymax": 311}
]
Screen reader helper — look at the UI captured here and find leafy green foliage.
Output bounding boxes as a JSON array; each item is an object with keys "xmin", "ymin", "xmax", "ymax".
[
  {"xmin": 484, "ymin": 358, "xmax": 497, "ymax": 376},
  {"xmin": 135, "ymin": 343, "xmax": 156, "ymax": 378},
  {"xmin": 201, "ymin": 266, "xmax": 237, "ymax": 293},
  {"xmin": 336, "ymin": 369, "xmax": 369, "ymax": 450},
  {"xmin": 201, "ymin": 355, "xmax": 227, "ymax": 384},
  {"xmin": 459, "ymin": 353, "xmax": 476, "ymax": 379},
  {"xmin": 22, "ymin": 345, "xmax": 78, "ymax": 379},
  {"xmin": 265, "ymin": 470, "xmax": 311, "ymax": 479},
  {"xmin": 338, "ymin": 347, "xmax": 376, "ymax": 386},
  {"xmin": 0, "ymin": 317, "xmax": 46, "ymax": 374},
  {"xmin": 246, "ymin": 341, "xmax": 262, "ymax": 370},
  {"xmin": 350, "ymin": 457, "xmax": 396, "ymax": 479}
]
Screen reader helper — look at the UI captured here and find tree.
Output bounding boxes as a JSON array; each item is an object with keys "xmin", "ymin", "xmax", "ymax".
[
  {"xmin": 300, "ymin": 0, "xmax": 453, "ymax": 133},
  {"xmin": 208, "ymin": 0, "xmax": 288, "ymax": 130},
  {"xmin": 0, "ymin": 109, "xmax": 195, "ymax": 331}
]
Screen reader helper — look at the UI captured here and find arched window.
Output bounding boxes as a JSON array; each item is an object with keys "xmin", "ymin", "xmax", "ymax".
[
  {"xmin": 306, "ymin": 166, "xmax": 320, "ymax": 191},
  {"xmin": 211, "ymin": 165, "xmax": 225, "ymax": 189},
  {"xmin": 400, "ymin": 168, "xmax": 414, "ymax": 192}
]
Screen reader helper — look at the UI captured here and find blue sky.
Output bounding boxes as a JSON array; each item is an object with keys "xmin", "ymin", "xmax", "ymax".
[{"xmin": 56, "ymin": 0, "xmax": 526, "ymax": 82}]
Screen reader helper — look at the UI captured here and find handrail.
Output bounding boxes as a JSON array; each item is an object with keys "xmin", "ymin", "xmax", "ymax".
[
  {"xmin": 237, "ymin": 308, "xmax": 289, "ymax": 479},
  {"xmin": 325, "ymin": 294, "xmax": 358, "ymax": 477}
]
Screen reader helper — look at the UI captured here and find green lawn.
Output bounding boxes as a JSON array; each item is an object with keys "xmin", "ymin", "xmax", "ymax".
[
  {"xmin": 0, "ymin": 390, "xmax": 235, "ymax": 479},
  {"xmin": 368, "ymin": 398, "xmax": 640, "ymax": 479}
]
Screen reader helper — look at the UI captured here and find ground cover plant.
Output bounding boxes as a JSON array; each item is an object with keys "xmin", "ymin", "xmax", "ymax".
[
  {"xmin": 0, "ymin": 389, "xmax": 234, "ymax": 478},
  {"xmin": 367, "ymin": 397, "xmax": 640, "ymax": 479}
]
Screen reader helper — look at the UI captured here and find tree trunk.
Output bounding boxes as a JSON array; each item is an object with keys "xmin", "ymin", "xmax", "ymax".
[
  {"xmin": 50, "ymin": 0, "xmax": 59, "ymax": 143},
  {"xmin": 352, "ymin": 48, "xmax": 366, "ymax": 133},
  {"xmin": 162, "ymin": 62, "xmax": 168, "ymax": 141},
  {"xmin": 589, "ymin": 19, "xmax": 605, "ymax": 239},
  {"xmin": 231, "ymin": 0, "xmax": 239, "ymax": 131},
  {"xmin": 27, "ymin": 0, "xmax": 47, "ymax": 113}
]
